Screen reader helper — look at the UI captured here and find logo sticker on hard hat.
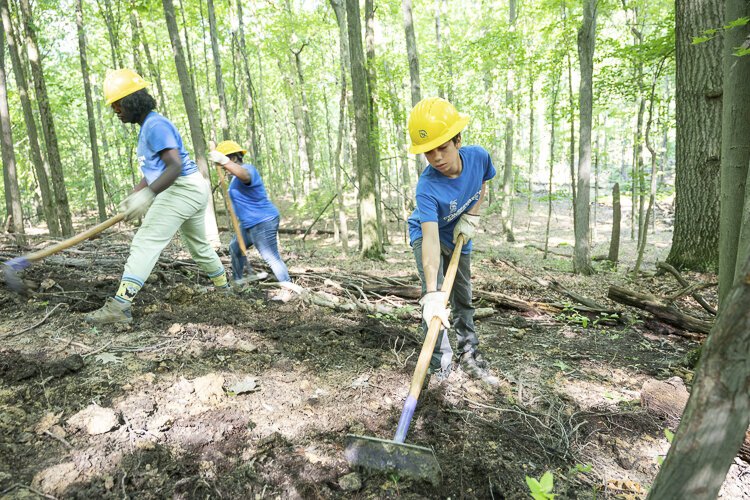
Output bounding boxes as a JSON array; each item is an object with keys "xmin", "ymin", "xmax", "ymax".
[{"xmin": 419, "ymin": 130, "xmax": 427, "ymax": 138}]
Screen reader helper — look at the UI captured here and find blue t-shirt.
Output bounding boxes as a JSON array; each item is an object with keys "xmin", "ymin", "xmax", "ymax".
[
  {"xmin": 137, "ymin": 111, "xmax": 198, "ymax": 185},
  {"xmin": 228, "ymin": 163, "xmax": 280, "ymax": 229},
  {"xmin": 408, "ymin": 145, "xmax": 496, "ymax": 254}
]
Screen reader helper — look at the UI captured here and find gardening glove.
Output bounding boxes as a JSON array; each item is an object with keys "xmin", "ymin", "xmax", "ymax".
[
  {"xmin": 419, "ymin": 291, "xmax": 451, "ymax": 329},
  {"xmin": 207, "ymin": 150, "xmax": 230, "ymax": 165},
  {"xmin": 119, "ymin": 188, "xmax": 156, "ymax": 221},
  {"xmin": 452, "ymin": 213, "xmax": 479, "ymax": 243}
]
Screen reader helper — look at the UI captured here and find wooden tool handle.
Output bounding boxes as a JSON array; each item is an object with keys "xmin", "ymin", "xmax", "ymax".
[
  {"xmin": 216, "ymin": 164, "xmax": 247, "ymax": 256},
  {"xmin": 408, "ymin": 234, "xmax": 465, "ymax": 398},
  {"xmin": 27, "ymin": 213, "xmax": 126, "ymax": 262}
]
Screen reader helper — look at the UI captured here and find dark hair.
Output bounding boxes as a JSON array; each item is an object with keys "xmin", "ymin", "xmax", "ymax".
[
  {"xmin": 120, "ymin": 89, "xmax": 156, "ymax": 119},
  {"xmin": 451, "ymin": 132, "xmax": 462, "ymax": 146},
  {"xmin": 228, "ymin": 153, "xmax": 244, "ymax": 164}
]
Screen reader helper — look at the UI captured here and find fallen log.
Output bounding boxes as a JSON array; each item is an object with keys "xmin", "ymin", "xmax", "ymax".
[
  {"xmin": 607, "ymin": 285, "xmax": 712, "ymax": 334},
  {"xmin": 656, "ymin": 262, "xmax": 717, "ymax": 316},
  {"xmin": 279, "ymin": 227, "xmax": 334, "ymax": 236}
]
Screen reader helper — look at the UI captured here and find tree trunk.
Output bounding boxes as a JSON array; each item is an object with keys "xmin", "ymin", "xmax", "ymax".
[
  {"xmin": 346, "ymin": 0, "xmax": 382, "ymax": 259},
  {"xmin": 402, "ymin": 0, "xmax": 423, "ymax": 177},
  {"xmin": 19, "ymin": 0, "xmax": 73, "ymax": 236},
  {"xmin": 133, "ymin": 10, "xmax": 168, "ymax": 113},
  {"xmin": 76, "ymin": 0, "xmax": 106, "ymax": 223},
  {"xmin": 330, "ymin": 0, "xmax": 350, "ymax": 252},
  {"xmin": 543, "ymin": 67, "xmax": 561, "ymax": 260},
  {"xmin": 206, "ymin": 0, "xmax": 229, "ymax": 140},
  {"xmin": 95, "ymin": 0, "xmax": 123, "ymax": 68},
  {"xmin": 647, "ymin": 247, "xmax": 750, "ymax": 498},
  {"xmin": 527, "ymin": 73, "xmax": 535, "ymax": 213},
  {"xmin": 0, "ymin": 18, "xmax": 23, "ymax": 241},
  {"xmin": 292, "ymin": 46, "xmax": 316, "ymax": 192},
  {"xmin": 567, "ymin": 51, "xmax": 577, "ymax": 231},
  {"xmin": 667, "ymin": 1, "xmax": 721, "ymax": 271},
  {"xmin": 608, "ymin": 183, "xmax": 621, "ymax": 263},
  {"xmin": 573, "ymin": 0, "xmax": 596, "ymax": 276},
  {"xmin": 128, "ymin": 10, "xmax": 145, "ymax": 76},
  {"xmin": 500, "ymin": 0, "xmax": 516, "ymax": 243},
  {"xmin": 0, "ymin": 0, "xmax": 59, "ymax": 236},
  {"xmin": 162, "ymin": 0, "xmax": 220, "ymax": 248},
  {"xmin": 719, "ymin": 1, "xmax": 750, "ymax": 308},
  {"xmin": 365, "ymin": 0, "xmax": 385, "ymax": 244},
  {"xmin": 236, "ymin": 0, "xmax": 260, "ymax": 161}
]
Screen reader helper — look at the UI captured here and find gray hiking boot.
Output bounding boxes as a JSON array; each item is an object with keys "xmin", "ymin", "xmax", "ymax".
[
  {"xmin": 423, "ymin": 363, "xmax": 453, "ymax": 392},
  {"xmin": 85, "ymin": 297, "xmax": 133, "ymax": 325},
  {"xmin": 460, "ymin": 352, "xmax": 499, "ymax": 387},
  {"xmin": 270, "ymin": 281, "xmax": 304, "ymax": 303}
]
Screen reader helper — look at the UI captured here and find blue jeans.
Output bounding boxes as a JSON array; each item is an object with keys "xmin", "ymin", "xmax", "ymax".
[
  {"xmin": 229, "ymin": 216, "xmax": 290, "ymax": 282},
  {"xmin": 412, "ymin": 237, "xmax": 477, "ymax": 372}
]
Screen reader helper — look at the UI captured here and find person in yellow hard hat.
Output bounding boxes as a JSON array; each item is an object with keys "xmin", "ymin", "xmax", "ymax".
[
  {"xmin": 207, "ymin": 141, "xmax": 299, "ymax": 302},
  {"xmin": 85, "ymin": 69, "xmax": 230, "ymax": 324},
  {"xmin": 406, "ymin": 97, "xmax": 499, "ymax": 386}
]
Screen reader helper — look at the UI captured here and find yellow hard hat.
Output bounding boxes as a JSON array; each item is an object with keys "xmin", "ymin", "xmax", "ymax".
[
  {"xmin": 216, "ymin": 140, "xmax": 247, "ymax": 156},
  {"xmin": 103, "ymin": 69, "xmax": 149, "ymax": 105},
  {"xmin": 408, "ymin": 97, "xmax": 469, "ymax": 154}
]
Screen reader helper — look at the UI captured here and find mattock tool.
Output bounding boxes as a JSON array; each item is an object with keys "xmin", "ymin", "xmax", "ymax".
[
  {"xmin": 3, "ymin": 213, "xmax": 126, "ymax": 294},
  {"xmin": 343, "ymin": 234, "xmax": 466, "ymax": 485}
]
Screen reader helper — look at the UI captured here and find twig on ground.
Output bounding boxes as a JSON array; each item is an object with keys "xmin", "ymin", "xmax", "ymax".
[
  {"xmin": 43, "ymin": 429, "xmax": 73, "ymax": 449},
  {"xmin": 2, "ymin": 303, "xmax": 66, "ymax": 339},
  {"xmin": 81, "ymin": 340, "xmax": 114, "ymax": 359}
]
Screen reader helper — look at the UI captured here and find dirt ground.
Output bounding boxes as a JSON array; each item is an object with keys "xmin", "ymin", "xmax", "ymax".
[{"xmin": 1, "ymin": 197, "xmax": 748, "ymax": 499}]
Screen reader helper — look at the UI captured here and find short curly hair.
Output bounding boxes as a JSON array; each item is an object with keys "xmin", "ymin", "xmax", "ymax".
[{"xmin": 119, "ymin": 89, "xmax": 156, "ymax": 119}]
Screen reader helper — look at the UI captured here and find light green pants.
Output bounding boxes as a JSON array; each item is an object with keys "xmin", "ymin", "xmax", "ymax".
[{"xmin": 120, "ymin": 173, "xmax": 226, "ymax": 295}]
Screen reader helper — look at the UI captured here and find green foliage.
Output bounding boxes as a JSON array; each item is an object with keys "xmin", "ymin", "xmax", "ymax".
[{"xmin": 526, "ymin": 471, "xmax": 555, "ymax": 500}]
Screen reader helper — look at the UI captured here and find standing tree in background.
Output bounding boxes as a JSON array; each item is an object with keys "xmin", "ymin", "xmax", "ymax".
[
  {"xmin": 666, "ymin": 0, "xmax": 722, "ymax": 271},
  {"xmin": 0, "ymin": 0, "xmax": 59, "ymax": 236},
  {"xmin": 346, "ymin": 0, "xmax": 383, "ymax": 259},
  {"xmin": 402, "ymin": 0, "xmax": 423, "ymax": 176},
  {"xmin": 207, "ymin": 0, "xmax": 229, "ymax": 140},
  {"xmin": 365, "ymin": 0, "xmax": 385, "ymax": 243},
  {"xmin": 19, "ymin": 0, "xmax": 73, "ymax": 236},
  {"xmin": 76, "ymin": 0, "xmax": 107, "ymax": 222},
  {"xmin": 500, "ymin": 0, "xmax": 517, "ymax": 243},
  {"xmin": 291, "ymin": 44, "xmax": 316, "ymax": 192},
  {"xmin": 0, "ymin": 17, "xmax": 24, "ymax": 240},
  {"xmin": 236, "ymin": 0, "xmax": 260, "ymax": 161},
  {"xmin": 573, "ymin": 0, "xmax": 596, "ymax": 276},
  {"xmin": 718, "ymin": 6, "xmax": 750, "ymax": 308},
  {"xmin": 162, "ymin": 0, "xmax": 220, "ymax": 247}
]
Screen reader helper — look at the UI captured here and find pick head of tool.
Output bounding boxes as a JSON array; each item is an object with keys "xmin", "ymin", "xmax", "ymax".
[
  {"xmin": 3, "ymin": 256, "xmax": 31, "ymax": 293},
  {"xmin": 344, "ymin": 434, "xmax": 441, "ymax": 485}
]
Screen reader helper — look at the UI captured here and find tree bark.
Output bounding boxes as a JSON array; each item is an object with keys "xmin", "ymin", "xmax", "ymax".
[
  {"xmin": 666, "ymin": 0, "xmax": 722, "ymax": 272},
  {"xmin": 573, "ymin": 0, "xmax": 596, "ymax": 275},
  {"xmin": 207, "ymin": 0, "xmax": 229, "ymax": 141},
  {"xmin": 608, "ymin": 183, "xmax": 621, "ymax": 263},
  {"xmin": 162, "ymin": 0, "xmax": 220, "ymax": 247},
  {"xmin": 0, "ymin": 0, "xmax": 58, "ymax": 236},
  {"xmin": 365, "ymin": 0, "xmax": 385, "ymax": 244},
  {"xmin": 401, "ymin": 0, "xmax": 423, "ymax": 176},
  {"xmin": 0, "ymin": 18, "xmax": 23, "ymax": 241},
  {"xmin": 133, "ymin": 10, "xmax": 168, "ymax": 113},
  {"xmin": 292, "ymin": 45, "xmax": 316, "ymax": 192},
  {"xmin": 330, "ymin": 0, "xmax": 350, "ymax": 252},
  {"xmin": 647, "ymin": 242, "xmax": 750, "ymax": 498},
  {"xmin": 346, "ymin": 0, "xmax": 382, "ymax": 259},
  {"xmin": 236, "ymin": 0, "xmax": 260, "ymax": 161},
  {"xmin": 19, "ymin": 0, "xmax": 73, "ymax": 237},
  {"xmin": 543, "ymin": 66, "xmax": 561, "ymax": 260},
  {"xmin": 76, "ymin": 0, "xmax": 106, "ymax": 223},
  {"xmin": 500, "ymin": 0, "xmax": 517, "ymax": 243}
]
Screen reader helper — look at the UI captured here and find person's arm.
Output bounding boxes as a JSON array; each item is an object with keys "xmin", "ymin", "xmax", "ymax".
[
  {"xmin": 421, "ymin": 221, "xmax": 442, "ymax": 293},
  {"xmin": 467, "ymin": 182, "xmax": 488, "ymax": 216},
  {"xmin": 148, "ymin": 148, "xmax": 183, "ymax": 194},
  {"xmin": 131, "ymin": 177, "xmax": 148, "ymax": 193},
  {"xmin": 221, "ymin": 160, "xmax": 251, "ymax": 184}
]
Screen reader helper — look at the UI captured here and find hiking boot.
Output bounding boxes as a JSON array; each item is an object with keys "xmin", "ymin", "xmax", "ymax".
[
  {"xmin": 234, "ymin": 272, "xmax": 268, "ymax": 287},
  {"xmin": 460, "ymin": 352, "xmax": 499, "ymax": 387},
  {"xmin": 423, "ymin": 363, "xmax": 452, "ymax": 392},
  {"xmin": 270, "ymin": 282, "xmax": 304, "ymax": 303},
  {"xmin": 85, "ymin": 298, "xmax": 133, "ymax": 325}
]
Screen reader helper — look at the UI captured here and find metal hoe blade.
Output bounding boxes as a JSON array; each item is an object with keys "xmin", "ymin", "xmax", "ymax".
[
  {"xmin": 344, "ymin": 434, "xmax": 441, "ymax": 485},
  {"xmin": 2, "ymin": 257, "xmax": 30, "ymax": 294}
]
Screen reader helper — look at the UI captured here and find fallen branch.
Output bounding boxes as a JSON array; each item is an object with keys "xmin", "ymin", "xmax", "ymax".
[
  {"xmin": 2, "ymin": 303, "xmax": 66, "ymax": 339},
  {"xmin": 656, "ymin": 262, "xmax": 717, "ymax": 316},
  {"xmin": 607, "ymin": 285, "xmax": 712, "ymax": 334}
]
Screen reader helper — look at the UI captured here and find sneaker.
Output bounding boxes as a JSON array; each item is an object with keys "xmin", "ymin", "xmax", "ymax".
[
  {"xmin": 84, "ymin": 298, "xmax": 133, "ymax": 325},
  {"xmin": 234, "ymin": 272, "xmax": 269, "ymax": 287},
  {"xmin": 270, "ymin": 282, "xmax": 303, "ymax": 303},
  {"xmin": 460, "ymin": 352, "xmax": 499, "ymax": 387}
]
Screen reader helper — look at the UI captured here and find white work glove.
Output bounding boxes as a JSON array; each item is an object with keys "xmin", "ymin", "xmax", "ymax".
[
  {"xmin": 207, "ymin": 150, "xmax": 230, "ymax": 165},
  {"xmin": 453, "ymin": 213, "xmax": 480, "ymax": 243},
  {"xmin": 419, "ymin": 291, "xmax": 450, "ymax": 329},
  {"xmin": 119, "ymin": 188, "xmax": 156, "ymax": 221}
]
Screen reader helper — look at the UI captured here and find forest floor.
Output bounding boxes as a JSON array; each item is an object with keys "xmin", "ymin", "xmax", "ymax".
[{"xmin": 1, "ymin": 195, "xmax": 748, "ymax": 499}]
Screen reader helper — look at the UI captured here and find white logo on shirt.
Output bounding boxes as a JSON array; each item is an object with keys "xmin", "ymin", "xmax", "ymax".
[
  {"xmin": 444, "ymin": 191, "xmax": 481, "ymax": 223},
  {"xmin": 138, "ymin": 155, "xmax": 146, "ymax": 169},
  {"xmin": 449, "ymin": 199, "xmax": 458, "ymax": 213}
]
